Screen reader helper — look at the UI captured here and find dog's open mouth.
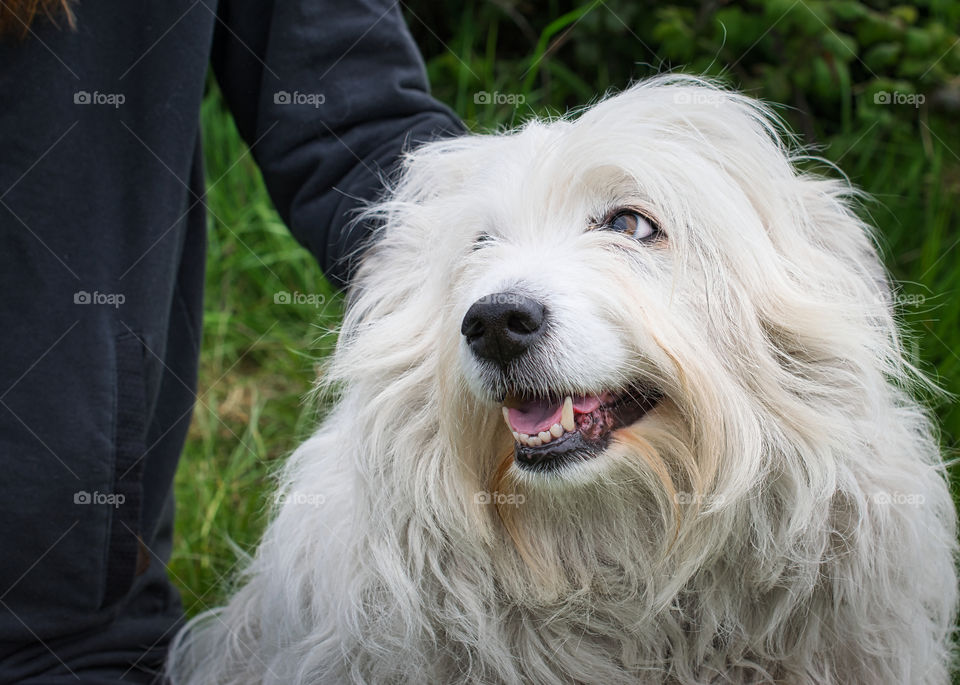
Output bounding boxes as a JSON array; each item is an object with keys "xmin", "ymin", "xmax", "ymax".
[{"xmin": 501, "ymin": 384, "xmax": 661, "ymax": 472}]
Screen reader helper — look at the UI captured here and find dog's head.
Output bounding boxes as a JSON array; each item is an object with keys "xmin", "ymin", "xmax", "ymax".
[{"xmin": 335, "ymin": 76, "xmax": 896, "ymax": 566}]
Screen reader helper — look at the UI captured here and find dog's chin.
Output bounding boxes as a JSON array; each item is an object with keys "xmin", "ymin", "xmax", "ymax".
[{"xmin": 499, "ymin": 382, "xmax": 662, "ymax": 474}]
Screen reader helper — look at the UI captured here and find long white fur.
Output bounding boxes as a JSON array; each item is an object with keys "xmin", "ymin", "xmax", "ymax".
[{"xmin": 168, "ymin": 76, "xmax": 958, "ymax": 684}]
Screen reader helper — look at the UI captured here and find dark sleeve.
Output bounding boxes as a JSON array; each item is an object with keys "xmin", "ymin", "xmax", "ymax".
[{"xmin": 211, "ymin": 0, "xmax": 464, "ymax": 287}]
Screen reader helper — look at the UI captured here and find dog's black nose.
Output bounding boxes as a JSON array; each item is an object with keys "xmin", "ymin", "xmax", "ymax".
[{"xmin": 461, "ymin": 292, "xmax": 546, "ymax": 365}]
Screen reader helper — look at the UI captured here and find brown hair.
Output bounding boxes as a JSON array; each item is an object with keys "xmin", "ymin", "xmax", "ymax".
[{"xmin": 0, "ymin": 0, "xmax": 75, "ymax": 38}]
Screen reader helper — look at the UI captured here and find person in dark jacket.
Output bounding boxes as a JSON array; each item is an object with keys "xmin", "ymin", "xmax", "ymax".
[{"xmin": 0, "ymin": 1, "xmax": 462, "ymax": 682}]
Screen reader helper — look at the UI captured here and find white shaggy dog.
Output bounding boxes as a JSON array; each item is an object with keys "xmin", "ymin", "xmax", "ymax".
[{"xmin": 168, "ymin": 76, "xmax": 958, "ymax": 684}]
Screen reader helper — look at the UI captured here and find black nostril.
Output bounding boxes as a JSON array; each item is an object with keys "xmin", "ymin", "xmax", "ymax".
[
  {"xmin": 507, "ymin": 310, "xmax": 540, "ymax": 335},
  {"xmin": 461, "ymin": 292, "xmax": 546, "ymax": 366},
  {"xmin": 461, "ymin": 315, "xmax": 485, "ymax": 342}
]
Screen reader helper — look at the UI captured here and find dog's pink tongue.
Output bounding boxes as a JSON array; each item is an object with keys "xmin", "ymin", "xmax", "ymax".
[
  {"xmin": 507, "ymin": 394, "xmax": 605, "ymax": 435},
  {"xmin": 508, "ymin": 399, "xmax": 562, "ymax": 436}
]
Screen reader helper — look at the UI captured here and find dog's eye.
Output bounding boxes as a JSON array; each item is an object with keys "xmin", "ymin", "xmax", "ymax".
[{"xmin": 605, "ymin": 211, "xmax": 660, "ymax": 241}]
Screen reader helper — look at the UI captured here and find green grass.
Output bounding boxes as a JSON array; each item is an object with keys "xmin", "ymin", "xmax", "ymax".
[
  {"xmin": 171, "ymin": 1, "xmax": 960, "ymax": 651},
  {"xmin": 169, "ymin": 93, "xmax": 341, "ymax": 611}
]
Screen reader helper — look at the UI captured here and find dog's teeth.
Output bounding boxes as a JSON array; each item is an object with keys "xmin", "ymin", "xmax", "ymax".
[
  {"xmin": 519, "ymin": 433, "xmax": 530, "ymax": 444},
  {"xmin": 512, "ymin": 431, "xmax": 520, "ymax": 441},
  {"xmin": 538, "ymin": 430, "xmax": 552, "ymax": 443},
  {"xmin": 501, "ymin": 406, "xmax": 512, "ymax": 433},
  {"xmin": 561, "ymin": 396, "xmax": 575, "ymax": 432},
  {"xmin": 550, "ymin": 423, "xmax": 563, "ymax": 438},
  {"xmin": 528, "ymin": 437, "xmax": 542, "ymax": 447}
]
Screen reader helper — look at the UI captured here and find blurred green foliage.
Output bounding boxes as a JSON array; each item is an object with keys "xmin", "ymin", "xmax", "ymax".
[{"xmin": 408, "ymin": 0, "xmax": 960, "ymax": 139}]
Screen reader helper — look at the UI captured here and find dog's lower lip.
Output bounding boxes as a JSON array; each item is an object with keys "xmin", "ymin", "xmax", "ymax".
[
  {"xmin": 506, "ymin": 385, "xmax": 661, "ymax": 472},
  {"xmin": 514, "ymin": 431, "xmax": 600, "ymax": 472}
]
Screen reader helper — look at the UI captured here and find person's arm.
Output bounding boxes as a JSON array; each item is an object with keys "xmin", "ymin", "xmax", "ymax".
[{"xmin": 211, "ymin": 0, "xmax": 464, "ymax": 287}]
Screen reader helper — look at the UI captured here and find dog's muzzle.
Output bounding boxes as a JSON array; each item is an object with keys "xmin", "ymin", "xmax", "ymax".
[{"xmin": 461, "ymin": 291, "xmax": 661, "ymax": 473}]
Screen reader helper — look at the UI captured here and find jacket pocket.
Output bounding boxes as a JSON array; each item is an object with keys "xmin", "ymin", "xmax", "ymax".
[{"xmin": 100, "ymin": 330, "xmax": 148, "ymax": 608}]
